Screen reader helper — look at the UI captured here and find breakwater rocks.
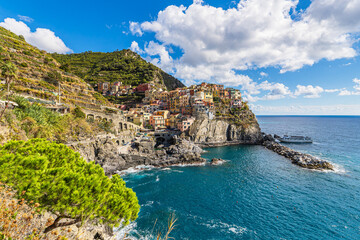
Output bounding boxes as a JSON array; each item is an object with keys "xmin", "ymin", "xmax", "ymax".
[
  {"xmin": 262, "ymin": 139, "xmax": 334, "ymax": 170},
  {"xmin": 70, "ymin": 136, "xmax": 206, "ymax": 176}
]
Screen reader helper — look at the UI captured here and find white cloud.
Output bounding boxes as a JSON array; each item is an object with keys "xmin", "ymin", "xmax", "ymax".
[
  {"xmin": 130, "ymin": 41, "xmax": 143, "ymax": 54},
  {"xmin": 353, "ymin": 78, "xmax": 360, "ymax": 91},
  {"xmin": 338, "ymin": 89, "xmax": 352, "ymax": 96},
  {"xmin": 193, "ymin": 0, "xmax": 204, "ymax": 4},
  {"xmin": 0, "ymin": 18, "xmax": 72, "ymax": 54},
  {"xmin": 337, "ymin": 78, "xmax": 360, "ymax": 96},
  {"xmin": 17, "ymin": 15, "xmax": 33, "ymax": 23},
  {"xmin": 144, "ymin": 41, "xmax": 174, "ymax": 72},
  {"xmin": 294, "ymin": 85, "xmax": 324, "ymax": 98},
  {"xmin": 241, "ymin": 80, "xmax": 292, "ymax": 102},
  {"xmin": 260, "ymin": 72, "xmax": 268, "ymax": 77},
  {"xmin": 258, "ymin": 81, "xmax": 292, "ymax": 100},
  {"xmin": 132, "ymin": 0, "xmax": 360, "ymax": 88},
  {"xmin": 129, "ymin": 22, "xmax": 143, "ymax": 36},
  {"xmin": 324, "ymin": 89, "xmax": 341, "ymax": 93}
]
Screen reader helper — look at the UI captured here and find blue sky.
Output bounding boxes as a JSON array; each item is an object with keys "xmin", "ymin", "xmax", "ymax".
[{"xmin": 1, "ymin": 0, "xmax": 360, "ymax": 115}]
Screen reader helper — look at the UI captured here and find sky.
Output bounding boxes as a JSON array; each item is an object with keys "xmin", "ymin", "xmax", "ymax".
[{"xmin": 1, "ymin": 0, "xmax": 360, "ymax": 115}]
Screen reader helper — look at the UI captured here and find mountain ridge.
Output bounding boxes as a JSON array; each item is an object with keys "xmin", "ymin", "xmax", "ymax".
[{"xmin": 51, "ymin": 49, "xmax": 185, "ymax": 91}]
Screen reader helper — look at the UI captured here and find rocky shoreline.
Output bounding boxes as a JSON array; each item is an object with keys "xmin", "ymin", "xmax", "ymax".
[
  {"xmin": 69, "ymin": 136, "xmax": 206, "ymax": 176},
  {"xmin": 262, "ymin": 135, "xmax": 334, "ymax": 170},
  {"xmin": 70, "ymin": 131, "xmax": 334, "ymax": 175},
  {"xmin": 196, "ymin": 140, "xmax": 259, "ymax": 148}
]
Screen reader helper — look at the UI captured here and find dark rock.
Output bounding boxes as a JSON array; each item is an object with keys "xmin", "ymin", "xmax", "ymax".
[
  {"xmin": 263, "ymin": 134, "xmax": 275, "ymax": 142},
  {"xmin": 210, "ymin": 158, "xmax": 226, "ymax": 165},
  {"xmin": 94, "ymin": 232, "xmax": 104, "ymax": 240},
  {"xmin": 263, "ymin": 140, "xmax": 334, "ymax": 170},
  {"xmin": 71, "ymin": 137, "xmax": 206, "ymax": 175},
  {"xmin": 274, "ymin": 134, "xmax": 281, "ymax": 139}
]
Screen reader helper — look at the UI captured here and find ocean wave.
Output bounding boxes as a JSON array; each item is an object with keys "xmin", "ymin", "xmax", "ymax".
[
  {"xmin": 114, "ymin": 221, "xmax": 138, "ymax": 240},
  {"xmin": 141, "ymin": 201, "xmax": 154, "ymax": 207},
  {"xmin": 186, "ymin": 213, "xmax": 247, "ymax": 236},
  {"xmin": 117, "ymin": 165, "xmax": 155, "ymax": 176},
  {"xmin": 329, "ymin": 163, "xmax": 347, "ymax": 174},
  {"xmin": 201, "ymin": 219, "xmax": 247, "ymax": 235},
  {"xmin": 161, "ymin": 168, "xmax": 184, "ymax": 173},
  {"xmin": 170, "ymin": 162, "xmax": 206, "ymax": 167}
]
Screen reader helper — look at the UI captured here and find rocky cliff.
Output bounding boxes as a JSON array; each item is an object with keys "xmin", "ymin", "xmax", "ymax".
[{"xmin": 188, "ymin": 111, "xmax": 263, "ymax": 147}]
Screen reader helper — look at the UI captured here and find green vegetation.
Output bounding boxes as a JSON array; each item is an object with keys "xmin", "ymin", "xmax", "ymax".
[
  {"xmin": 72, "ymin": 106, "xmax": 86, "ymax": 119},
  {"xmin": 1, "ymin": 61, "xmax": 18, "ymax": 93},
  {"xmin": 1, "ymin": 96, "xmax": 113, "ymax": 143},
  {"xmin": 106, "ymin": 93, "xmax": 144, "ymax": 106},
  {"xmin": 0, "ymin": 26, "xmax": 111, "ymax": 109},
  {"xmin": 0, "ymin": 139, "xmax": 140, "ymax": 233},
  {"xmin": 52, "ymin": 50, "xmax": 184, "ymax": 90}
]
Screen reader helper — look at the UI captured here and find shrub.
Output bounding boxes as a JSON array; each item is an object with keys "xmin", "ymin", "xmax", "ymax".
[
  {"xmin": 19, "ymin": 62, "xmax": 28, "ymax": 67},
  {"xmin": 0, "ymin": 139, "xmax": 140, "ymax": 233},
  {"xmin": 72, "ymin": 106, "xmax": 86, "ymax": 119}
]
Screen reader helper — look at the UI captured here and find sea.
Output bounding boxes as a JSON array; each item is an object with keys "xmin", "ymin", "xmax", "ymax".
[{"xmin": 117, "ymin": 116, "xmax": 360, "ymax": 240}]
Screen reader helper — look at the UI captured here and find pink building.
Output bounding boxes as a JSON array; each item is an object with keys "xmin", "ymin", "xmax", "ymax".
[
  {"xmin": 177, "ymin": 117, "xmax": 195, "ymax": 132},
  {"xmin": 149, "ymin": 115, "xmax": 165, "ymax": 129}
]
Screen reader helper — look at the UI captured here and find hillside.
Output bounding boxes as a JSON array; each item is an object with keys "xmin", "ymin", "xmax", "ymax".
[
  {"xmin": 51, "ymin": 49, "xmax": 185, "ymax": 90},
  {"xmin": 0, "ymin": 26, "xmax": 110, "ymax": 110}
]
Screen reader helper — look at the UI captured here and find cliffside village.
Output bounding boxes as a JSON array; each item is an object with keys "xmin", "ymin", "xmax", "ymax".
[{"xmin": 95, "ymin": 81, "xmax": 243, "ymax": 132}]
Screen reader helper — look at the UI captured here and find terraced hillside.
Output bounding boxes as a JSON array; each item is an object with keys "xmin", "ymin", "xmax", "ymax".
[
  {"xmin": 52, "ymin": 50, "xmax": 185, "ymax": 90},
  {"xmin": 0, "ymin": 27, "xmax": 110, "ymax": 110}
]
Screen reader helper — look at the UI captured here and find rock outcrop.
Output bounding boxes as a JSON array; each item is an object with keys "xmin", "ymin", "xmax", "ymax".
[
  {"xmin": 263, "ymin": 140, "xmax": 334, "ymax": 170},
  {"xmin": 210, "ymin": 158, "xmax": 226, "ymax": 165},
  {"xmin": 188, "ymin": 117, "xmax": 263, "ymax": 147},
  {"xmin": 70, "ymin": 136, "xmax": 205, "ymax": 176}
]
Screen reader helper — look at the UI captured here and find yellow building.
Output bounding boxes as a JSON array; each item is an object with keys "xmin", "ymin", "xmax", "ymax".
[{"xmin": 203, "ymin": 91, "xmax": 213, "ymax": 103}]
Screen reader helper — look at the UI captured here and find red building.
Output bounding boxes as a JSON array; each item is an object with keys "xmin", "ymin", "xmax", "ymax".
[
  {"xmin": 135, "ymin": 83, "xmax": 151, "ymax": 93},
  {"xmin": 98, "ymin": 82, "xmax": 110, "ymax": 92}
]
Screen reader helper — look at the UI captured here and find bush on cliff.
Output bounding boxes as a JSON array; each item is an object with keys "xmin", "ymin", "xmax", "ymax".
[
  {"xmin": 0, "ymin": 139, "xmax": 140, "ymax": 233},
  {"xmin": 2, "ymin": 96, "xmax": 113, "ymax": 142}
]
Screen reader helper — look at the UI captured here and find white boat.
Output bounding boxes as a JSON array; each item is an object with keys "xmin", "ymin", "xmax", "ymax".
[{"xmin": 279, "ymin": 135, "xmax": 313, "ymax": 143}]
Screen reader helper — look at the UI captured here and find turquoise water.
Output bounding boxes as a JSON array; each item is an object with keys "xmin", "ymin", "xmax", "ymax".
[{"xmin": 120, "ymin": 116, "xmax": 360, "ymax": 239}]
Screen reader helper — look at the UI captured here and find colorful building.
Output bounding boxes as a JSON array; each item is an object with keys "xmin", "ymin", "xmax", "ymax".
[
  {"xmin": 98, "ymin": 82, "xmax": 110, "ymax": 92},
  {"xmin": 135, "ymin": 83, "xmax": 151, "ymax": 93},
  {"xmin": 177, "ymin": 117, "xmax": 195, "ymax": 132},
  {"xmin": 150, "ymin": 115, "xmax": 165, "ymax": 129}
]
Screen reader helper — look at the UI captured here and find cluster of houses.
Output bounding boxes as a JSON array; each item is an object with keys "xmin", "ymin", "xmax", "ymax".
[
  {"xmin": 96, "ymin": 81, "xmax": 136, "ymax": 96},
  {"xmin": 97, "ymin": 81, "xmax": 243, "ymax": 132}
]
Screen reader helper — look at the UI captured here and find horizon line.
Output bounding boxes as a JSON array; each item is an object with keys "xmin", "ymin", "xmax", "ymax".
[{"xmin": 256, "ymin": 115, "xmax": 360, "ymax": 117}]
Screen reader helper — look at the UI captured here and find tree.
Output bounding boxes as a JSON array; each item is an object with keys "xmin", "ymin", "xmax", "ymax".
[
  {"xmin": 1, "ymin": 61, "xmax": 18, "ymax": 94},
  {"xmin": 0, "ymin": 139, "xmax": 140, "ymax": 233}
]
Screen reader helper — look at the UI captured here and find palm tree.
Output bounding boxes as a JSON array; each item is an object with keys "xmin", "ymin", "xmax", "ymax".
[{"xmin": 1, "ymin": 61, "xmax": 18, "ymax": 94}]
